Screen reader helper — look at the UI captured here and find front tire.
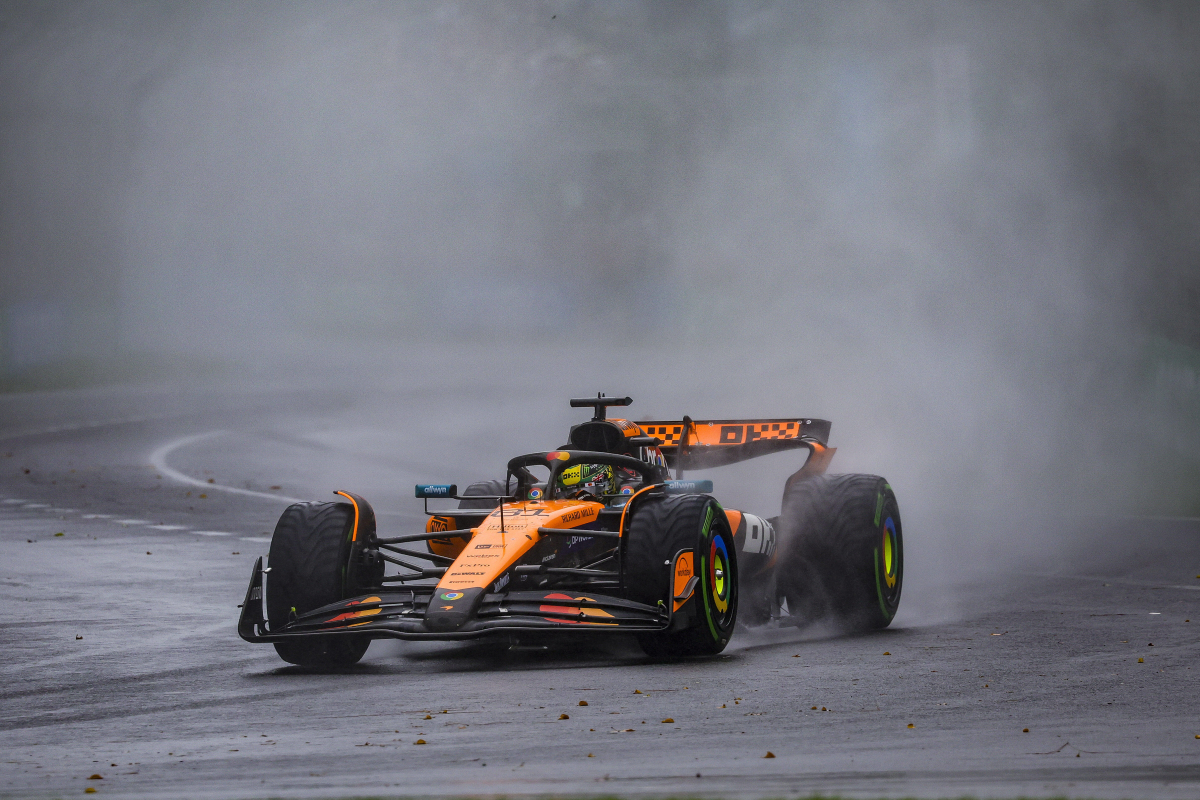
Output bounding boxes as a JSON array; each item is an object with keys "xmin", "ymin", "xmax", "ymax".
[
  {"xmin": 776, "ymin": 474, "xmax": 903, "ymax": 630},
  {"xmin": 266, "ymin": 499, "xmax": 381, "ymax": 667},
  {"xmin": 624, "ymin": 494, "xmax": 738, "ymax": 658}
]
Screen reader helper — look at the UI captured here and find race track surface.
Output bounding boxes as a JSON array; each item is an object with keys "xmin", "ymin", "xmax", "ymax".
[{"xmin": 1, "ymin": 380, "xmax": 1198, "ymax": 799}]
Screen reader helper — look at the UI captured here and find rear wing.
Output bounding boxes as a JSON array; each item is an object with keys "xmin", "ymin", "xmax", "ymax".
[{"xmin": 637, "ymin": 417, "xmax": 831, "ymax": 471}]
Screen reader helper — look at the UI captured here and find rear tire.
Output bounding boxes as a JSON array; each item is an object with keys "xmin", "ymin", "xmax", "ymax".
[
  {"xmin": 624, "ymin": 494, "xmax": 738, "ymax": 658},
  {"xmin": 776, "ymin": 474, "xmax": 902, "ymax": 630},
  {"xmin": 266, "ymin": 500, "xmax": 381, "ymax": 667}
]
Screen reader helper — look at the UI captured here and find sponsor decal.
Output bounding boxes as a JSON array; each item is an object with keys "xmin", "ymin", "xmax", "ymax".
[
  {"xmin": 474, "ymin": 543, "xmax": 493, "ymax": 549},
  {"xmin": 429, "ymin": 516, "xmax": 453, "ymax": 532},
  {"xmin": 416, "ymin": 484, "xmax": 456, "ymax": 497},
  {"xmin": 441, "ymin": 605, "xmax": 454, "ymax": 610},
  {"xmin": 546, "ymin": 451, "xmax": 571, "ymax": 461},
  {"xmin": 740, "ymin": 513, "xmax": 776, "ymax": 556},
  {"xmin": 491, "ymin": 507, "xmax": 547, "ymax": 518},
  {"xmin": 440, "ymin": 592, "xmax": 464, "ymax": 601},
  {"xmin": 672, "ymin": 552, "xmax": 696, "ymax": 611},
  {"xmin": 528, "ymin": 487, "xmax": 543, "ymax": 500},
  {"xmin": 619, "ymin": 485, "xmax": 634, "ymax": 495},
  {"xmin": 492, "ymin": 573, "xmax": 510, "ymax": 592},
  {"xmin": 567, "ymin": 535, "xmax": 594, "ymax": 550},
  {"xmin": 560, "ymin": 507, "xmax": 596, "ymax": 524},
  {"xmin": 451, "ymin": 571, "xmax": 487, "ymax": 576},
  {"xmin": 541, "ymin": 552, "xmax": 556, "ymax": 563}
]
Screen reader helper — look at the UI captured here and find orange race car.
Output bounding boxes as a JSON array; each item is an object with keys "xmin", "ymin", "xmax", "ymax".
[{"xmin": 238, "ymin": 395, "xmax": 903, "ymax": 666}]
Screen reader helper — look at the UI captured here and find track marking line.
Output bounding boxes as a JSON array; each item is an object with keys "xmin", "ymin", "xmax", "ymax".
[
  {"xmin": 239, "ymin": 537, "xmax": 271, "ymax": 543},
  {"xmin": 2, "ymin": 499, "xmax": 26, "ymax": 505},
  {"xmin": 46, "ymin": 508, "xmax": 77, "ymax": 514},
  {"xmin": 192, "ymin": 531, "xmax": 234, "ymax": 537},
  {"xmin": 149, "ymin": 524, "xmax": 187, "ymax": 531},
  {"xmin": 22, "ymin": 503, "xmax": 49, "ymax": 509},
  {"xmin": 149, "ymin": 432, "xmax": 307, "ymax": 504},
  {"xmin": 81, "ymin": 514, "xmax": 113, "ymax": 519},
  {"xmin": 116, "ymin": 519, "xmax": 151, "ymax": 526}
]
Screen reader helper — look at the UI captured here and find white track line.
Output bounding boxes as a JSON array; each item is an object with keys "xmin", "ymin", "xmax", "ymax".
[
  {"xmin": 148, "ymin": 431, "xmax": 307, "ymax": 504},
  {"xmin": 1, "ymin": 495, "xmax": 254, "ymax": 539}
]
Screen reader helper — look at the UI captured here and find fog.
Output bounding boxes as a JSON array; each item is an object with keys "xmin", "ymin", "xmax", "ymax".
[{"xmin": 3, "ymin": 2, "xmax": 1199, "ymax": 609}]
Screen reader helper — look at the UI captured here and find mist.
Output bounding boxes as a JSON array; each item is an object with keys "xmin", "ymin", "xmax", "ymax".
[{"xmin": 3, "ymin": 1, "xmax": 1199, "ymax": 619}]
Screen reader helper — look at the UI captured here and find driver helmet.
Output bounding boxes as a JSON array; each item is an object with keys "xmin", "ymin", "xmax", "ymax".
[{"xmin": 557, "ymin": 463, "xmax": 615, "ymax": 498}]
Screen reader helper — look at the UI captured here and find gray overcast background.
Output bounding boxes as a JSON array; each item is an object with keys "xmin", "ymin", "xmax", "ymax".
[{"xmin": 2, "ymin": 1, "xmax": 1198, "ymax": 531}]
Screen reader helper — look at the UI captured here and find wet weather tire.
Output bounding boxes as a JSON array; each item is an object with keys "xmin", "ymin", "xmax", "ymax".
[
  {"xmin": 776, "ymin": 474, "xmax": 902, "ymax": 630},
  {"xmin": 266, "ymin": 500, "xmax": 379, "ymax": 667},
  {"xmin": 624, "ymin": 494, "xmax": 738, "ymax": 658}
]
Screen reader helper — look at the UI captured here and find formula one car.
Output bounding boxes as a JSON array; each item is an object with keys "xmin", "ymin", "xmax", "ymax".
[{"xmin": 238, "ymin": 395, "xmax": 903, "ymax": 666}]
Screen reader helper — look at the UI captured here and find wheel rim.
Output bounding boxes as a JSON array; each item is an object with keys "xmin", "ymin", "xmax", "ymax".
[
  {"xmin": 882, "ymin": 517, "xmax": 898, "ymax": 589},
  {"xmin": 709, "ymin": 536, "xmax": 730, "ymax": 613}
]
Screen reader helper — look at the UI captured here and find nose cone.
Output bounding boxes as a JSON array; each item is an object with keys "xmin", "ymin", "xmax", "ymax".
[{"xmin": 424, "ymin": 587, "xmax": 483, "ymax": 632}]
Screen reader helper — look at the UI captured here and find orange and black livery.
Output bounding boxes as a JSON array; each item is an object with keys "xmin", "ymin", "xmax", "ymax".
[{"xmin": 239, "ymin": 394, "xmax": 904, "ymax": 666}]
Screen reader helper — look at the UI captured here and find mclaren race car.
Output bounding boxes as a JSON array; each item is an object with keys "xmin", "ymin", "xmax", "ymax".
[{"xmin": 238, "ymin": 395, "xmax": 903, "ymax": 666}]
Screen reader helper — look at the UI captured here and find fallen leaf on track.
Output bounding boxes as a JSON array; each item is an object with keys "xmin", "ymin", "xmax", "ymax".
[
  {"xmin": 579, "ymin": 700, "xmax": 588, "ymax": 706},
  {"xmin": 559, "ymin": 713, "xmax": 569, "ymax": 720},
  {"xmin": 764, "ymin": 751, "xmax": 775, "ymax": 758},
  {"xmin": 661, "ymin": 718, "xmax": 674, "ymax": 723}
]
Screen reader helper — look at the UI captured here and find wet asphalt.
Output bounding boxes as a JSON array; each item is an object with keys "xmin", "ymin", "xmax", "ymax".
[{"xmin": 1, "ymin": 380, "xmax": 1198, "ymax": 799}]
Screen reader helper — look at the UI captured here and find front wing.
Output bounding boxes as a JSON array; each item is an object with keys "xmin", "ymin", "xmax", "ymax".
[{"xmin": 237, "ymin": 557, "xmax": 673, "ymax": 642}]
